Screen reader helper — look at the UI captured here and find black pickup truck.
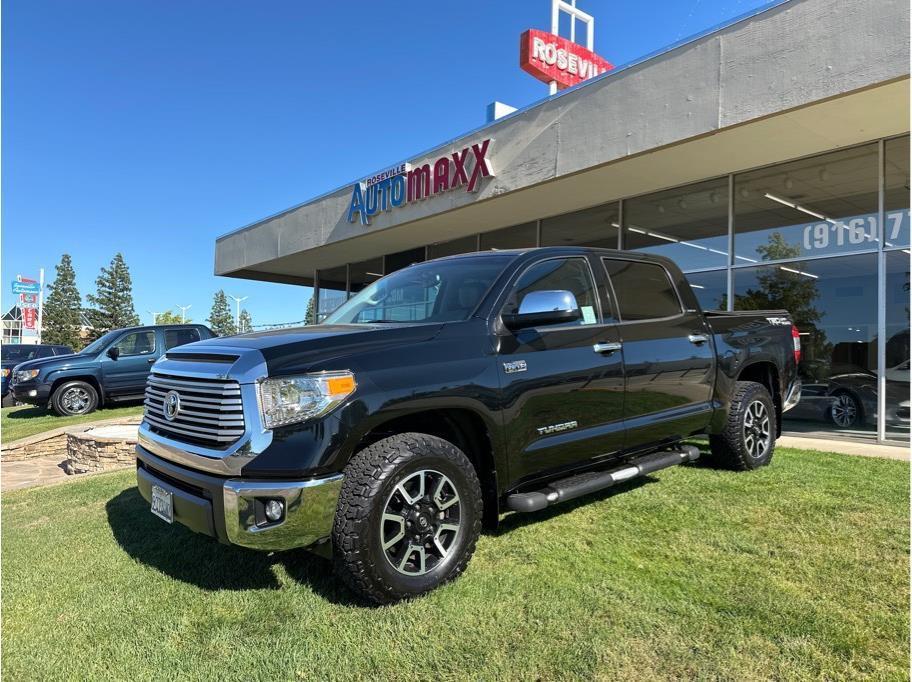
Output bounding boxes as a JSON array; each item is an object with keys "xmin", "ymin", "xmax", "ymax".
[{"xmin": 135, "ymin": 247, "xmax": 801, "ymax": 603}]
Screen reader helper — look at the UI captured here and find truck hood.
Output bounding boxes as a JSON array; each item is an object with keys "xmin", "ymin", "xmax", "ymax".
[
  {"xmin": 174, "ymin": 323, "xmax": 445, "ymax": 374},
  {"xmin": 8, "ymin": 353, "xmax": 93, "ymax": 374}
]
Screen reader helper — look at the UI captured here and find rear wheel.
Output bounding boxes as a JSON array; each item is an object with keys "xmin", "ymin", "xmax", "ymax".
[
  {"xmin": 828, "ymin": 391, "xmax": 862, "ymax": 428},
  {"xmin": 332, "ymin": 432, "xmax": 482, "ymax": 604},
  {"xmin": 709, "ymin": 381, "xmax": 776, "ymax": 470},
  {"xmin": 50, "ymin": 381, "xmax": 99, "ymax": 417}
]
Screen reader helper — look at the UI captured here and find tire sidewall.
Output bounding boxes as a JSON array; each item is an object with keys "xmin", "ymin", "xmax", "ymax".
[
  {"xmin": 366, "ymin": 453, "xmax": 479, "ymax": 596},
  {"xmin": 52, "ymin": 381, "xmax": 98, "ymax": 416}
]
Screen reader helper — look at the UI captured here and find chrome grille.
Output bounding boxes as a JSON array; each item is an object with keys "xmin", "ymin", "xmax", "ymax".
[{"xmin": 143, "ymin": 372, "xmax": 245, "ymax": 446}]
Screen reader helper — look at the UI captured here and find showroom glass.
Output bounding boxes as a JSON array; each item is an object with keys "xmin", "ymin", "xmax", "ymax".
[
  {"xmin": 734, "ymin": 254, "xmax": 878, "ymax": 435},
  {"xmin": 323, "ymin": 255, "xmax": 511, "ymax": 324},
  {"xmin": 884, "ymin": 136, "xmax": 910, "ymax": 248},
  {"xmin": 115, "ymin": 331, "xmax": 156, "ymax": 356},
  {"xmin": 685, "ymin": 270, "xmax": 727, "ymax": 311},
  {"xmin": 734, "ymin": 144, "xmax": 880, "ymax": 263},
  {"xmin": 165, "ymin": 328, "xmax": 200, "ymax": 350},
  {"xmin": 603, "ymin": 260, "xmax": 682, "ymax": 321},
  {"xmin": 428, "ymin": 235, "xmax": 478, "ymax": 260},
  {"xmin": 479, "ymin": 222, "xmax": 537, "ymax": 251},
  {"xmin": 385, "ymin": 247, "xmax": 426, "ymax": 273},
  {"xmin": 541, "ymin": 203, "xmax": 619, "ymax": 249},
  {"xmin": 349, "ymin": 257, "xmax": 384, "ymax": 296},
  {"xmin": 317, "ymin": 265, "xmax": 347, "ymax": 320},
  {"xmin": 503, "ymin": 257, "xmax": 600, "ymax": 327},
  {"xmin": 884, "ymin": 250, "xmax": 910, "ymax": 442},
  {"xmin": 624, "ymin": 178, "xmax": 729, "ymax": 271}
]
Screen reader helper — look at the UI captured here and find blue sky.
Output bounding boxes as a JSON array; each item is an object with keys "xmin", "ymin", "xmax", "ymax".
[{"xmin": 2, "ymin": 0, "xmax": 775, "ymax": 329}]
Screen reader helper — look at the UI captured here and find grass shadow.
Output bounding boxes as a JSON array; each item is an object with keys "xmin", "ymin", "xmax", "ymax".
[
  {"xmin": 105, "ymin": 488, "xmax": 362, "ymax": 605},
  {"xmin": 3, "ymin": 406, "xmax": 52, "ymax": 420}
]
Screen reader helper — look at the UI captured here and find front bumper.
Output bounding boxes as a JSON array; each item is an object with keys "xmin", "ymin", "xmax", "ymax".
[
  {"xmin": 135, "ymin": 445, "xmax": 343, "ymax": 551},
  {"xmin": 10, "ymin": 381, "xmax": 50, "ymax": 405}
]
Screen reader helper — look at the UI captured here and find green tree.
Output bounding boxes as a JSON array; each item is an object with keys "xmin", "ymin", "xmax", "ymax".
[
  {"xmin": 305, "ymin": 296, "xmax": 315, "ymax": 325},
  {"xmin": 207, "ymin": 290, "xmax": 235, "ymax": 336},
  {"xmin": 154, "ymin": 310, "xmax": 190, "ymax": 325},
  {"xmin": 42, "ymin": 254, "xmax": 84, "ymax": 349},
  {"xmin": 85, "ymin": 253, "xmax": 139, "ymax": 336},
  {"xmin": 237, "ymin": 309, "xmax": 253, "ymax": 334}
]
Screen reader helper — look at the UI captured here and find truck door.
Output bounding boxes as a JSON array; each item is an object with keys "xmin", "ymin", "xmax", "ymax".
[
  {"xmin": 601, "ymin": 258, "xmax": 714, "ymax": 448},
  {"xmin": 497, "ymin": 255, "xmax": 625, "ymax": 484},
  {"xmin": 102, "ymin": 329, "xmax": 159, "ymax": 396}
]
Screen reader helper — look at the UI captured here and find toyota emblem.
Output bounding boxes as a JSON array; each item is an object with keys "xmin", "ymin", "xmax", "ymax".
[{"xmin": 163, "ymin": 390, "xmax": 181, "ymax": 421}]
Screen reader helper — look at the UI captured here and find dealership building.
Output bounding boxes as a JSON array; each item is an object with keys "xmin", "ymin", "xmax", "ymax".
[{"xmin": 214, "ymin": 0, "xmax": 910, "ymax": 444}]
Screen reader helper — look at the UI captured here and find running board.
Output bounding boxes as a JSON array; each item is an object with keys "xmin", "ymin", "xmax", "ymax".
[{"xmin": 506, "ymin": 445, "xmax": 701, "ymax": 513}]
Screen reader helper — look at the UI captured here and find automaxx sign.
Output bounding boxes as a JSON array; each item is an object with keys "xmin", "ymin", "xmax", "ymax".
[{"xmin": 348, "ymin": 139, "xmax": 494, "ymax": 225}]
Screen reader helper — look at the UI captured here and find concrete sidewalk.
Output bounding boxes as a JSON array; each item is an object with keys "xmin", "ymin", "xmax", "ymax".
[{"xmin": 777, "ymin": 436, "xmax": 909, "ymax": 462}]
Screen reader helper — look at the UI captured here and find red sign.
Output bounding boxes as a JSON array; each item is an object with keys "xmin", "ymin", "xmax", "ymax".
[
  {"xmin": 23, "ymin": 307, "xmax": 37, "ymax": 329},
  {"xmin": 520, "ymin": 29, "xmax": 613, "ymax": 90}
]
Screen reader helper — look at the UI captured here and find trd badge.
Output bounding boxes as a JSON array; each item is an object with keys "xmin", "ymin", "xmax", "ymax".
[{"xmin": 503, "ymin": 360, "xmax": 527, "ymax": 374}]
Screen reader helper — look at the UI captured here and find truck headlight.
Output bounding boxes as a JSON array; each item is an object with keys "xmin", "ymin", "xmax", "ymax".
[
  {"xmin": 14, "ymin": 369, "xmax": 39, "ymax": 383},
  {"xmin": 257, "ymin": 371, "xmax": 356, "ymax": 429}
]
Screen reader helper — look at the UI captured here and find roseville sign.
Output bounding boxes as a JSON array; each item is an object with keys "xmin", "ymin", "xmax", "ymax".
[
  {"xmin": 348, "ymin": 139, "xmax": 494, "ymax": 225},
  {"xmin": 520, "ymin": 29, "xmax": 613, "ymax": 90}
]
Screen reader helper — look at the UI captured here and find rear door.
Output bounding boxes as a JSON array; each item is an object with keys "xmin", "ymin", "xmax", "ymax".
[
  {"xmin": 497, "ymin": 255, "xmax": 625, "ymax": 484},
  {"xmin": 602, "ymin": 258, "xmax": 714, "ymax": 448},
  {"xmin": 102, "ymin": 330, "xmax": 159, "ymax": 396}
]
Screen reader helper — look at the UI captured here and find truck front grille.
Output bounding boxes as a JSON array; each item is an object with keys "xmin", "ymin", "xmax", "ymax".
[{"xmin": 143, "ymin": 372, "xmax": 245, "ymax": 447}]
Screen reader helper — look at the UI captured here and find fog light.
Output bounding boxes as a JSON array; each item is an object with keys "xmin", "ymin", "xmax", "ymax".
[
  {"xmin": 28, "ymin": 390, "xmax": 37, "ymax": 397},
  {"xmin": 264, "ymin": 499, "xmax": 284, "ymax": 522}
]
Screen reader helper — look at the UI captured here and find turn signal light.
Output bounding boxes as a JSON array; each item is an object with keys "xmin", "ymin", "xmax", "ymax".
[
  {"xmin": 791, "ymin": 324, "xmax": 801, "ymax": 364},
  {"xmin": 326, "ymin": 375, "xmax": 356, "ymax": 397}
]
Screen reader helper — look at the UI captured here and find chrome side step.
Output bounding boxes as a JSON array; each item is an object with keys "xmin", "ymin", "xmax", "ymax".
[{"xmin": 505, "ymin": 445, "xmax": 701, "ymax": 513}]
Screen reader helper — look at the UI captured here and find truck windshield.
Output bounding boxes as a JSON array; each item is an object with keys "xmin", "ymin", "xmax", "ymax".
[{"xmin": 322, "ymin": 256, "xmax": 511, "ymax": 325}]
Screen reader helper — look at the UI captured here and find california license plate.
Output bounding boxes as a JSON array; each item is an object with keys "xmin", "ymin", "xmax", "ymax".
[{"xmin": 150, "ymin": 484, "xmax": 173, "ymax": 524}]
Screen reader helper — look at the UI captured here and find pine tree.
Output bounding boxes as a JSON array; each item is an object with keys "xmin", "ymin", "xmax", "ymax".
[
  {"xmin": 43, "ymin": 254, "xmax": 84, "ymax": 349},
  {"xmin": 237, "ymin": 309, "xmax": 253, "ymax": 334},
  {"xmin": 86, "ymin": 253, "xmax": 140, "ymax": 336},
  {"xmin": 305, "ymin": 296, "xmax": 315, "ymax": 325},
  {"xmin": 207, "ymin": 290, "xmax": 236, "ymax": 336}
]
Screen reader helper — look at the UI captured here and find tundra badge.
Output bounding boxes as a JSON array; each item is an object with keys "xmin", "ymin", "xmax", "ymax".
[{"xmin": 503, "ymin": 360, "xmax": 527, "ymax": 374}]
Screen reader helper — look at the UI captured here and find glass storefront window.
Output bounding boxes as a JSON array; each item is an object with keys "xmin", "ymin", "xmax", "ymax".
[
  {"xmin": 734, "ymin": 144, "xmax": 880, "ymax": 263},
  {"xmin": 884, "ymin": 136, "xmax": 910, "ymax": 248},
  {"xmin": 479, "ymin": 222, "xmax": 537, "ymax": 251},
  {"xmin": 884, "ymin": 250, "xmax": 910, "ymax": 442},
  {"xmin": 349, "ymin": 257, "xmax": 384, "ymax": 296},
  {"xmin": 384, "ymin": 247, "xmax": 425, "ymax": 274},
  {"xmin": 685, "ymin": 269, "xmax": 727, "ymax": 311},
  {"xmin": 541, "ymin": 203, "xmax": 619, "ymax": 248},
  {"xmin": 623, "ymin": 178, "xmax": 729, "ymax": 271},
  {"xmin": 316, "ymin": 265, "xmax": 347, "ymax": 321},
  {"xmin": 428, "ymin": 235, "xmax": 478, "ymax": 260},
  {"xmin": 734, "ymin": 254, "xmax": 878, "ymax": 437}
]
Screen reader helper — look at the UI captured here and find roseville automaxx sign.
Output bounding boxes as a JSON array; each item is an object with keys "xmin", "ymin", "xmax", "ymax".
[{"xmin": 520, "ymin": 29, "xmax": 613, "ymax": 90}]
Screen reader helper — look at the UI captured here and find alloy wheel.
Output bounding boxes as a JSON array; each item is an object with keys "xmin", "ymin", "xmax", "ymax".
[
  {"xmin": 743, "ymin": 399, "xmax": 772, "ymax": 459},
  {"xmin": 830, "ymin": 393, "xmax": 858, "ymax": 428},
  {"xmin": 61, "ymin": 387, "xmax": 91, "ymax": 414},
  {"xmin": 380, "ymin": 469, "xmax": 462, "ymax": 576}
]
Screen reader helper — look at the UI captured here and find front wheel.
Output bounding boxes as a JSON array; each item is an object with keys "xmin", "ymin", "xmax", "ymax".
[
  {"xmin": 50, "ymin": 381, "xmax": 99, "ymax": 417},
  {"xmin": 709, "ymin": 380, "xmax": 776, "ymax": 470},
  {"xmin": 332, "ymin": 433, "xmax": 482, "ymax": 604},
  {"xmin": 828, "ymin": 391, "xmax": 862, "ymax": 428}
]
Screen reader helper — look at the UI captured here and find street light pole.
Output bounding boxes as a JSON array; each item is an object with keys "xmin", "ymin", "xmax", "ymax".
[
  {"xmin": 228, "ymin": 295, "xmax": 248, "ymax": 332},
  {"xmin": 176, "ymin": 304, "xmax": 192, "ymax": 323},
  {"xmin": 146, "ymin": 310, "xmax": 164, "ymax": 325}
]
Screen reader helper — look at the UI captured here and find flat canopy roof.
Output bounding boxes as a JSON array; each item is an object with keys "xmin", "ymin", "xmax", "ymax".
[{"xmin": 215, "ymin": 0, "xmax": 910, "ymax": 286}]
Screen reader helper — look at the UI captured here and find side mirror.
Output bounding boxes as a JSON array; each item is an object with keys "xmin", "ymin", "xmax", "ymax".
[
  {"xmin": 502, "ymin": 290, "xmax": 581, "ymax": 331},
  {"xmin": 107, "ymin": 346, "xmax": 120, "ymax": 361}
]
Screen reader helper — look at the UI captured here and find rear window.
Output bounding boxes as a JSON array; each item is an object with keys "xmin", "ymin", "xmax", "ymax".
[
  {"xmin": 603, "ymin": 259, "xmax": 682, "ymax": 321},
  {"xmin": 1, "ymin": 346, "xmax": 42, "ymax": 363},
  {"xmin": 165, "ymin": 328, "xmax": 201, "ymax": 350}
]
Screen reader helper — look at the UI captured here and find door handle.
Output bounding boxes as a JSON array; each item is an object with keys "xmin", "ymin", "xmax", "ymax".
[
  {"xmin": 593, "ymin": 342, "xmax": 622, "ymax": 354},
  {"xmin": 688, "ymin": 334, "xmax": 709, "ymax": 344},
  {"xmin": 147, "ymin": 358, "xmax": 156, "ymax": 363}
]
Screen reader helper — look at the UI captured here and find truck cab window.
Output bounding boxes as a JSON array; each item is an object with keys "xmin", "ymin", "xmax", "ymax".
[
  {"xmin": 165, "ymin": 328, "xmax": 201, "ymax": 350},
  {"xmin": 114, "ymin": 331, "xmax": 156, "ymax": 356},
  {"xmin": 504, "ymin": 257, "xmax": 599, "ymax": 327},
  {"xmin": 603, "ymin": 259, "xmax": 682, "ymax": 321}
]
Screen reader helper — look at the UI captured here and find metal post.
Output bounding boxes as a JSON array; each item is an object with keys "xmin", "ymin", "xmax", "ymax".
[
  {"xmin": 727, "ymin": 174, "xmax": 735, "ymax": 311},
  {"xmin": 228, "ymin": 295, "xmax": 248, "ymax": 332},
  {"xmin": 176, "ymin": 304, "xmax": 192, "ymax": 323},
  {"xmin": 876, "ymin": 138, "xmax": 886, "ymax": 443},
  {"xmin": 36, "ymin": 268, "xmax": 44, "ymax": 344}
]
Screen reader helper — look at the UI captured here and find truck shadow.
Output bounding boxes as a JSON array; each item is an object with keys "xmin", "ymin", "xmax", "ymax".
[{"xmin": 105, "ymin": 488, "xmax": 360, "ymax": 605}]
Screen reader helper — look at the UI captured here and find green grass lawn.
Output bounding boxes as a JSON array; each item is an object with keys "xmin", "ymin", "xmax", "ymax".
[
  {"xmin": 2, "ymin": 447, "xmax": 908, "ymax": 680},
  {"xmin": 1, "ymin": 404, "xmax": 144, "ymax": 442}
]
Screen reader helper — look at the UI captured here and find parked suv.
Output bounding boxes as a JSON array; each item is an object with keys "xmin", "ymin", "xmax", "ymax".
[
  {"xmin": 10, "ymin": 325, "xmax": 212, "ymax": 416},
  {"xmin": 1, "ymin": 343, "xmax": 74, "ymax": 407},
  {"xmin": 134, "ymin": 248, "xmax": 801, "ymax": 603}
]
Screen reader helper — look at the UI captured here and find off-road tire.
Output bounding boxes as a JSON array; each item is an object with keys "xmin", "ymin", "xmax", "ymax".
[
  {"xmin": 1, "ymin": 393, "xmax": 16, "ymax": 408},
  {"xmin": 709, "ymin": 380, "xmax": 776, "ymax": 471},
  {"xmin": 332, "ymin": 432, "xmax": 482, "ymax": 605},
  {"xmin": 50, "ymin": 380, "xmax": 99, "ymax": 417}
]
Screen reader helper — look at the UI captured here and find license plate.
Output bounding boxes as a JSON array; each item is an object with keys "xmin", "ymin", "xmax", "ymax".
[{"xmin": 150, "ymin": 484, "xmax": 173, "ymax": 524}]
